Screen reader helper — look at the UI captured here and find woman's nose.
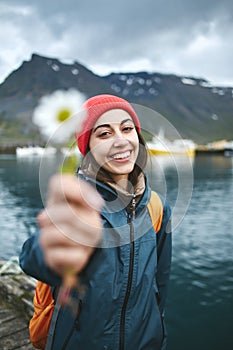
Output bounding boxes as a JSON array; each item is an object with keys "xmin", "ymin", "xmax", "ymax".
[{"xmin": 113, "ymin": 133, "xmax": 129, "ymax": 148}]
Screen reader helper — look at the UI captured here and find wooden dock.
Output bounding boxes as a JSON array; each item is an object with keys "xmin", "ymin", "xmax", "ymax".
[{"xmin": 0, "ymin": 259, "xmax": 37, "ymax": 350}]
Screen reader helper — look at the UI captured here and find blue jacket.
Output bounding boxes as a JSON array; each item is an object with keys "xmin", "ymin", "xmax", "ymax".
[{"xmin": 20, "ymin": 175, "xmax": 172, "ymax": 350}]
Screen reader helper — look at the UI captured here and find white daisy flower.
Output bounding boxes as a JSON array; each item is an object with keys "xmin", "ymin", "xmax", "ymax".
[{"xmin": 33, "ymin": 89, "xmax": 86, "ymax": 144}]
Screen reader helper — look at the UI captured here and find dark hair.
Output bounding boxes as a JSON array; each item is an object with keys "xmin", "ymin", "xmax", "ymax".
[{"xmin": 80, "ymin": 131, "xmax": 148, "ymax": 187}]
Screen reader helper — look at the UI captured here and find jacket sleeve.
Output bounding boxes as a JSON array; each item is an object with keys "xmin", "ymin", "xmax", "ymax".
[
  {"xmin": 19, "ymin": 230, "xmax": 62, "ymax": 286},
  {"xmin": 156, "ymin": 200, "xmax": 172, "ymax": 350}
]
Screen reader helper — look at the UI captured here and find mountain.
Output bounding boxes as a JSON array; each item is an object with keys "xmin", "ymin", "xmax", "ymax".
[{"xmin": 0, "ymin": 53, "xmax": 233, "ymax": 147}]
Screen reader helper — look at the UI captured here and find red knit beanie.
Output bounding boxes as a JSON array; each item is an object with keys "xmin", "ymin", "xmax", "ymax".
[{"xmin": 76, "ymin": 94, "xmax": 141, "ymax": 155}]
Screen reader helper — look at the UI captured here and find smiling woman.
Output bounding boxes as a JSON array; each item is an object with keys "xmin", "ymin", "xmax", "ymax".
[
  {"xmin": 78, "ymin": 95, "xmax": 147, "ymax": 189},
  {"xmin": 20, "ymin": 94, "xmax": 172, "ymax": 350},
  {"xmin": 89, "ymin": 110, "xmax": 139, "ymax": 187}
]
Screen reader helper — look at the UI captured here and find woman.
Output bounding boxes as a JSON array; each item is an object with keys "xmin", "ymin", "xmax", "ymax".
[{"xmin": 20, "ymin": 94, "xmax": 172, "ymax": 350}]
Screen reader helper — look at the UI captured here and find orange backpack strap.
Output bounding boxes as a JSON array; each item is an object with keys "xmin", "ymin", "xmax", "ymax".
[
  {"xmin": 29, "ymin": 281, "xmax": 55, "ymax": 349},
  {"xmin": 147, "ymin": 190, "xmax": 163, "ymax": 233}
]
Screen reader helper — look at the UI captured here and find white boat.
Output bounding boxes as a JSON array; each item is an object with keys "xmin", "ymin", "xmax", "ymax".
[
  {"xmin": 16, "ymin": 146, "xmax": 57, "ymax": 157},
  {"xmin": 147, "ymin": 137, "xmax": 196, "ymax": 156},
  {"xmin": 224, "ymin": 141, "xmax": 233, "ymax": 157}
]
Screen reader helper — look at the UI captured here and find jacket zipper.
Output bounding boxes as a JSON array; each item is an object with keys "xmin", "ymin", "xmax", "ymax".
[
  {"xmin": 119, "ymin": 195, "xmax": 136, "ymax": 350},
  {"xmin": 61, "ymin": 299, "xmax": 82, "ymax": 350}
]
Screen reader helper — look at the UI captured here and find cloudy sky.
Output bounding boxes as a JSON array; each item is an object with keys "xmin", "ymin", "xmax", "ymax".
[{"xmin": 1, "ymin": 0, "xmax": 233, "ymax": 86}]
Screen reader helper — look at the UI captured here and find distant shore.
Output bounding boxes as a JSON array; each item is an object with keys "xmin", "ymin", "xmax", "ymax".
[
  {"xmin": 0, "ymin": 140, "xmax": 232, "ymax": 156},
  {"xmin": 0, "ymin": 142, "xmax": 45, "ymax": 155}
]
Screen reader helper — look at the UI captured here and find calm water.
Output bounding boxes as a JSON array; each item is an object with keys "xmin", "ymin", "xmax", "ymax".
[{"xmin": 0, "ymin": 154, "xmax": 232, "ymax": 350}]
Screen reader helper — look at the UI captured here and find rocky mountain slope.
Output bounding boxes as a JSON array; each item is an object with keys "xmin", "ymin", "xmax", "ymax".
[{"xmin": 0, "ymin": 53, "xmax": 232, "ymax": 145}]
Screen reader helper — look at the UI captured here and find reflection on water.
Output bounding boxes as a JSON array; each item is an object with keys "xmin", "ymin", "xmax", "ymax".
[
  {"xmin": 0, "ymin": 155, "xmax": 58, "ymax": 258},
  {"xmin": 0, "ymin": 156, "xmax": 40, "ymax": 258},
  {"xmin": 163, "ymin": 155, "xmax": 233, "ymax": 350},
  {"xmin": 147, "ymin": 154, "xmax": 194, "ymax": 233},
  {"xmin": 0, "ymin": 154, "xmax": 232, "ymax": 350}
]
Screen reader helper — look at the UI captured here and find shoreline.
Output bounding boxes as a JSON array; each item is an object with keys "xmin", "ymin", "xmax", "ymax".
[
  {"xmin": 0, "ymin": 259, "xmax": 36, "ymax": 349},
  {"xmin": 0, "ymin": 142, "xmax": 46, "ymax": 155},
  {"xmin": 0, "ymin": 144, "xmax": 232, "ymax": 157}
]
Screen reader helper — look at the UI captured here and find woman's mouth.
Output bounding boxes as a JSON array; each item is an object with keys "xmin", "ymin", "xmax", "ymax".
[{"xmin": 110, "ymin": 150, "xmax": 131, "ymax": 161}]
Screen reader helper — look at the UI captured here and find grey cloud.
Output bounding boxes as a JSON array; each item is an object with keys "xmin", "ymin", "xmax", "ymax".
[{"xmin": 1, "ymin": 0, "xmax": 233, "ymax": 85}]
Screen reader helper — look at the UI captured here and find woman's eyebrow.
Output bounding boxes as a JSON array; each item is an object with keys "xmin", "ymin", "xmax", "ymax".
[
  {"xmin": 121, "ymin": 118, "xmax": 134, "ymax": 125},
  {"xmin": 93, "ymin": 119, "xmax": 134, "ymax": 133},
  {"xmin": 93, "ymin": 124, "xmax": 110, "ymax": 133}
]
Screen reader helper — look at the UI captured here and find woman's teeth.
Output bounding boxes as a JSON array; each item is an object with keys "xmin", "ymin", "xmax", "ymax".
[{"xmin": 112, "ymin": 151, "xmax": 130, "ymax": 159}]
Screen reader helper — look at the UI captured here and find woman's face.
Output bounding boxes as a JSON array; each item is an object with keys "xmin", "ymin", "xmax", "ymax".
[{"xmin": 89, "ymin": 109, "xmax": 139, "ymax": 185}]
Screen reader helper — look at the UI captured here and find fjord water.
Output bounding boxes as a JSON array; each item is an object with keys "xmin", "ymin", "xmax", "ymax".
[{"xmin": 0, "ymin": 154, "xmax": 232, "ymax": 350}]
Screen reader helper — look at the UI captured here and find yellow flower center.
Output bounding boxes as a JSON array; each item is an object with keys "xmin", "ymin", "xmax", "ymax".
[{"xmin": 57, "ymin": 109, "xmax": 71, "ymax": 122}]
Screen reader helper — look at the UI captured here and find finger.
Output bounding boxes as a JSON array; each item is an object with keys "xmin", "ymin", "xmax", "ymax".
[
  {"xmin": 47, "ymin": 174, "xmax": 104, "ymax": 211},
  {"xmin": 39, "ymin": 226, "xmax": 83, "ymax": 249},
  {"xmin": 38, "ymin": 205, "xmax": 102, "ymax": 247},
  {"xmin": 43, "ymin": 246, "xmax": 93, "ymax": 275},
  {"xmin": 39, "ymin": 222, "xmax": 101, "ymax": 249}
]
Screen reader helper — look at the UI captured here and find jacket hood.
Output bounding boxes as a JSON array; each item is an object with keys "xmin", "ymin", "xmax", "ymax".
[{"xmin": 77, "ymin": 169, "xmax": 151, "ymax": 214}]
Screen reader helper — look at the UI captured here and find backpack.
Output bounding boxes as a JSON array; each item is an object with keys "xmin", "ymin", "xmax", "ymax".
[
  {"xmin": 29, "ymin": 190, "xmax": 163, "ymax": 349},
  {"xmin": 29, "ymin": 281, "xmax": 55, "ymax": 349}
]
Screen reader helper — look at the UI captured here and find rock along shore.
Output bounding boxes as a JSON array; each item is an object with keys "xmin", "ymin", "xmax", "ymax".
[{"xmin": 0, "ymin": 259, "xmax": 37, "ymax": 349}]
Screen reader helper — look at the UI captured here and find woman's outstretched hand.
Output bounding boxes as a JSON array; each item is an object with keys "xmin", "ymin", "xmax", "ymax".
[{"xmin": 37, "ymin": 174, "xmax": 104, "ymax": 277}]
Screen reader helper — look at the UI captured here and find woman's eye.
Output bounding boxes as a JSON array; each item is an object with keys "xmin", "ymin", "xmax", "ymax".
[
  {"xmin": 122, "ymin": 126, "xmax": 134, "ymax": 132},
  {"xmin": 98, "ymin": 131, "xmax": 111, "ymax": 138}
]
